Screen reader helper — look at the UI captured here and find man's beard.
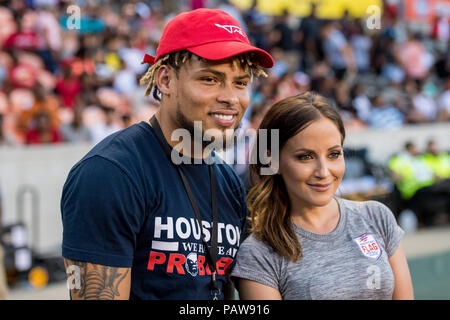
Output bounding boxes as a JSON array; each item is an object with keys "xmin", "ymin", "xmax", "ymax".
[{"xmin": 175, "ymin": 103, "xmax": 238, "ymax": 153}]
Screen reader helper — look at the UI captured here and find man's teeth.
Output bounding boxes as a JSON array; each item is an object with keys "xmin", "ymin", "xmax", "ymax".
[{"xmin": 212, "ymin": 114, "xmax": 234, "ymax": 121}]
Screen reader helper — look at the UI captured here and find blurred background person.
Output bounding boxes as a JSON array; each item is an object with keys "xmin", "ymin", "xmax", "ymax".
[
  {"xmin": 0, "ymin": 113, "xmax": 17, "ymax": 146},
  {"xmin": 351, "ymin": 82, "xmax": 372, "ymax": 124},
  {"xmin": 367, "ymin": 93, "xmax": 405, "ymax": 130},
  {"xmin": 60, "ymin": 106, "xmax": 91, "ymax": 144},
  {"xmin": 321, "ymin": 20, "xmax": 357, "ymax": 81},
  {"xmin": 55, "ymin": 65, "xmax": 81, "ymax": 110},
  {"xmin": 89, "ymin": 106, "xmax": 122, "ymax": 145},
  {"xmin": 16, "ymin": 84, "xmax": 60, "ymax": 142},
  {"xmin": 389, "ymin": 141, "xmax": 449, "ymax": 226},
  {"xmin": 437, "ymin": 77, "xmax": 450, "ymax": 121},
  {"xmin": 25, "ymin": 110, "xmax": 62, "ymax": 145},
  {"xmin": 296, "ymin": 2, "xmax": 322, "ymax": 73},
  {"xmin": 421, "ymin": 139, "xmax": 450, "ymax": 181},
  {"xmin": 396, "ymin": 32, "xmax": 433, "ymax": 82}
]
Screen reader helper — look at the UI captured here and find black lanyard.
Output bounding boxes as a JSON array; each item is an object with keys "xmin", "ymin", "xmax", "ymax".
[{"xmin": 149, "ymin": 115, "xmax": 221, "ymax": 299}]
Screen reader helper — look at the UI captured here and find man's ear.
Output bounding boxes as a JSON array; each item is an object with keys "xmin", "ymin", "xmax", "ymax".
[{"xmin": 155, "ymin": 65, "xmax": 173, "ymax": 96}]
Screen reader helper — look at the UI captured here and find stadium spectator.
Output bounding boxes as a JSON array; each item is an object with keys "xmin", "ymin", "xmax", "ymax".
[
  {"xmin": 421, "ymin": 139, "xmax": 450, "ymax": 180},
  {"xmin": 389, "ymin": 141, "xmax": 434, "ymax": 198},
  {"xmin": 25, "ymin": 110, "xmax": 62, "ymax": 145},
  {"xmin": 389, "ymin": 141, "xmax": 449, "ymax": 226},
  {"xmin": 296, "ymin": 2, "xmax": 322, "ymax": 72},
  {"xmin": 3, "ymin": 10, "xmax": 41, "ymax": 52},
  {"xmin": 351, "ymin": 82, "xmax": 372, "ymax": 123},
  {"xmin": 431, "ymin": 12, "xmax": 449, "ymax": 45},
  {"xmin": 350, "ymin": 20, "xmax": 372, "ymax": 75},
  {"xmin": 396, "ymin": 32, "xmax": 432, "ymax": 81},
  {"xmin": 271, "ymin": 9, "xmax": 295, "ymax": 52},
  {"xmin": 16, "ymin": 85, "xmax": 60, "ymax": 139},
  {"xmin": 60, "ymin": 106, "xmax": 91, "ymax": 144},
  {"xmin": 410, "ymin": 81, "xmax": 438, "ymax": 122},
  {"xmin": 0, "ymin": 113, "xmax": 17, "ymax": 146},
  {"xmin": 243, "ymin": 0, "xmax": 271, "ymax": 53},
  {"xmin": 89, "ymin": 106, "xmax": 122, "ymax": 145},
  {"xmin": 437, "ymin": 77, "xmax": 450, "ymax": 121},
  {"xmin": 55, "ymin": 65, "xmax": 81, "ymax": 109},
  {"xmin": 321, "ymin": 20, "xmax": 357, "ymax": 80},
  {"xmin": 112, "ymin": 59, "xmax": 137, "ymax": 95},
  {"xmin": 8, "ymin": 53, "xmax": 39, "ymax": 90},
  {"xmin": 367, "ymin": 93, "xmax": 405, "ymax": 130}
]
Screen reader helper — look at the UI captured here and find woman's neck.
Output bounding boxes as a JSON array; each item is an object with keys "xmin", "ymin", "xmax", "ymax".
[{"xmin": 290, "ymin": 198, "xmax": 340, "ymax": 234}]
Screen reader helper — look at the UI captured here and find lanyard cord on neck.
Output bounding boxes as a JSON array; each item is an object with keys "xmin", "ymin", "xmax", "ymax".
[{"xmin": 149, "ymin": 116, "xmax": 220, "ymax": 299}]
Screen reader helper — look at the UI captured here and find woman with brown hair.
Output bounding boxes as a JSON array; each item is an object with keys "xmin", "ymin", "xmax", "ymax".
[{"xmin": 231, "ymin": 92, "xmax": 414, "ymax": 300}]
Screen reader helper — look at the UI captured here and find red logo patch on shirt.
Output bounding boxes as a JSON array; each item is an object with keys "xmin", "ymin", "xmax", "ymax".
[{"xmin": 353, "ymin": 233, "xmax": 382, "ymax": 260}]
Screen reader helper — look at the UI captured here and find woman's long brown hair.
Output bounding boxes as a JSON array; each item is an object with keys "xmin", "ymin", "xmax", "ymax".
[{"xmin": 247, "ymin": 92, "xmax": 345, "ymax": 262}]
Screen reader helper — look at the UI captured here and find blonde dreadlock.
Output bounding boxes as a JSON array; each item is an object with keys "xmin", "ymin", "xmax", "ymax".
[{"xmin": 139, "ymin": 50, "xmax": 268, "ymax": 101}]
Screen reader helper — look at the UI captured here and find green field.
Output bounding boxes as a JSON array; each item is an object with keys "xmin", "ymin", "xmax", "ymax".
[{"xmin": 408, "ymin": 250, "xmax": 450, "ymax": 299}]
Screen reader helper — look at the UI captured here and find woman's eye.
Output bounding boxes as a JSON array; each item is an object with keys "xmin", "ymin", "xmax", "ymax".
[
  {"xmin": 329, "ymin": 152, "xmax": 342, "ymax": 159},
  {"xmin": 297, "ymin": 154, "xmax": 313, "ymax": 161}
]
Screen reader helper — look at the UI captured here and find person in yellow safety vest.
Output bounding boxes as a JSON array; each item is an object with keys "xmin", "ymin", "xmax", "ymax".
[
  {"xmin": 421, "ymin": 139, "xmax": 450, "ymax": 180},
  {"xmin": 388, "ymin": 141, "xmax": 435, "ymax": 200},
  {"xmin": 389, "ymin": 141, "xmax": 450, "ymax": 227}
]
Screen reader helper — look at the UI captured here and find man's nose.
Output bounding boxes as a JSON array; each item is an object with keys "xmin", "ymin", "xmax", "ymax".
[{"xmin": 216, "ymin": 83, "xmax": 239, "ymax": 106}]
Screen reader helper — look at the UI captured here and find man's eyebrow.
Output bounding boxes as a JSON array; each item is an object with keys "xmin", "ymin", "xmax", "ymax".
[
  {"xmin": 196, "ymin": 68, "xmax": 250, "ymax": 80},
  {"xmin": 235, "ymin": 74, "xmax": 251, "ymax": 80},
  {"xmin": 197, "ymin": 68, "xmax": 224, "ymax": 77}
]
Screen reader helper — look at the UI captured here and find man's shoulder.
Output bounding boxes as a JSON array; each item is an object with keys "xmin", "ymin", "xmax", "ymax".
[
  {"xmin": 69, "ymin": 122, "xmax": 159, "ymax": 179},
  {"xmin": 82, "ymin": 122, "xmax": 155, "ymax": 163}
]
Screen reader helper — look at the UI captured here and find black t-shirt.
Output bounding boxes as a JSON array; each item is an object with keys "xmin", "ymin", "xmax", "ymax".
[{"xmin": 61, "ymin": 121, "xmax": 248, "ymax": 299}]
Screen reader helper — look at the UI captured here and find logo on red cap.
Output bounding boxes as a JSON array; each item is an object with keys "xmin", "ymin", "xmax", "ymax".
[{"xmin": 214, "ymin": 23, "xmax": 246, "ymax": 38}]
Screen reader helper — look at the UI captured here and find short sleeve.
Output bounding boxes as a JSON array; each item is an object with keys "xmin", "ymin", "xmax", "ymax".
[
  {"xmin": 231, "ymin": 234, "xmax": 281, "ymax": 290},
  {"xmin": 371, "ymin": 201, "xmax": 405, "ymax": 258},
  {"xmin": 61, "ymin": 155, "xmax": 146, "ymax": 267}
]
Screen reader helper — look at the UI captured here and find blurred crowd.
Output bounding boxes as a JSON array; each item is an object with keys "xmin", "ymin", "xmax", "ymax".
[
  {"xmin": 0, "ymin": 0, "xmax": 449, "ymax": 147},
  {"xmin": 387, "ymin": 139, "xmax": 450, "ymax": 227}
]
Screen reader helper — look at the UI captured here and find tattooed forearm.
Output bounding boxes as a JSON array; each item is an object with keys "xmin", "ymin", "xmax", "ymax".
[{"xmin": 64, "ymin": 259, "xmax": 131, "ymax": 300}]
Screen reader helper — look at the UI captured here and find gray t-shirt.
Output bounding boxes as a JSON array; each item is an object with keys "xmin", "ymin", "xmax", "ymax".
[{"xmin": 231, "ymin": 198, "xmax": 404, "ymax": 300}]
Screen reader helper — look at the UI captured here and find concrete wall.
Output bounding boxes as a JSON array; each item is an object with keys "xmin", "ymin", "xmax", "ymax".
[
  {"xmin": 344, "ymin": 123, "xmax": 450, "ymax": 164},
  {"xmin": 0, "ymin": 123, "xmax": 449, "ymax": 254},
  {"xmin": 0, "ymin": 143, "xmax": 91, "ymax": 255}
]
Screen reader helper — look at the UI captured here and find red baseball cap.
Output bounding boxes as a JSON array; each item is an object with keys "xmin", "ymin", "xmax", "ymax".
[{"xmin": 142, "ymin": 8, "xmax": 274, "ymax": 68}]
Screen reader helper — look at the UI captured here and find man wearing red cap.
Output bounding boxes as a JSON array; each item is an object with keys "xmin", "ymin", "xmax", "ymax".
[{"xmin": 61, "ymin": 8, "xmax": 273, "ymax": 300}]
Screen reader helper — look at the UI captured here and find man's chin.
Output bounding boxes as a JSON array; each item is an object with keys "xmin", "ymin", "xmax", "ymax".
[{"xmin": 202, "ymin": 129, "xmax": 237, "ymax": 151}]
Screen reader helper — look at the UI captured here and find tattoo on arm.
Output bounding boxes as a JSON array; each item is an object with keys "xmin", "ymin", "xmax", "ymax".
[{"xmin": 64, "ymin": 259, "xmax": 130, "ymax": 300}]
